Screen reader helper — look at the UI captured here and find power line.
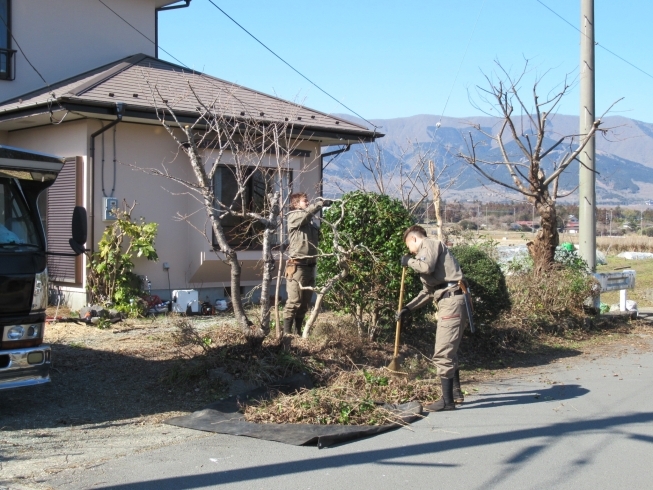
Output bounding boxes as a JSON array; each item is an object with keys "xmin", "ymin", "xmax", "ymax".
[
  {"xmin": 535, "ymin": 0, "xmax": 653, "ymax": 81},
  {"xmin": 96, "ymin": 0, "xmax": 188, "ymax": 68},
  {"xmin": 0, "ymin": 11, "xmax": 48, "ymax": 85},
  {"xmin": 0, "ymin": 11, "xmax": 72, "ymax": 123},
  {"xmin": 205, "ymin": 0, "xmax": 378, "ymax": 129},
  {"xmin": 97, "ymin": 0, "xmax": 376, "ymax": 130},
  {"xmin": 95, "ymin": 0, "xmax": 276, "ymax": 118}
]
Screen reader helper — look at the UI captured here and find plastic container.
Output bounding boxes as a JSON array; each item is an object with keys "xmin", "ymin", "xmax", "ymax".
[{"xmin": 561, "ymin": 242, "xmax": 575, "ymax": 252}]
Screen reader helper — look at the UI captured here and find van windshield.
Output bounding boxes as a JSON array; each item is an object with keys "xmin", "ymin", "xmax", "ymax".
[{"xmin": 0, "ymin": 178, "xmax": 41, "ymax": 247}]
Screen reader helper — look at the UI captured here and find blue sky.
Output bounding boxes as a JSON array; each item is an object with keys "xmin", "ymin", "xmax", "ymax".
[{"xmin": 159, "ymin": 1, "xmax": 653, "ymax": 123}]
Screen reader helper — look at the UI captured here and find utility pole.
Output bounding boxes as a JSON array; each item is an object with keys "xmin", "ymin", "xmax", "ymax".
[{"xmin": 579, "ymin": 0, "xmax": 596, "ymax": 272}]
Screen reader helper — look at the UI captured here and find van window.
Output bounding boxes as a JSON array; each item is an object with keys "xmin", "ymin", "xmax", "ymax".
[{"xmin": 0, "ymin": 178, "xmax": 40, "ymax": 247}]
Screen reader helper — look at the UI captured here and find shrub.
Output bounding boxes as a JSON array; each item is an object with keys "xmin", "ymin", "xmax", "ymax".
[
  {"xmin": 642, "ymin": 227, "xmax": 653, "ymax": 237},
  {"xmin": 502, "ymin": 267, "xmax": 597, "ymax": 333},
  {"xmin": 458, "ymin": 220, "xmax": 478, "ymax": 230},
  {"xmin": 87, "ymin": 207, "xmax": 158, "ymax": 315},
  {"xmin": 554, "ymin": 247, "xmax": 589, "ymax": 272},
  {"xmin": 450, "ymin": 244, "xmax": 511, "ymax": 328},
  {"xmin": 318, "ymin": 192, "xmax": 422, "ymax": 340}
]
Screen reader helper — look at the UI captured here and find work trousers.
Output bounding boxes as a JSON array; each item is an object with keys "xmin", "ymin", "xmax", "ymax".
[
  {"xmin": 284, "ymin": 265, "xmax": 315, "ymax": 320},
  {"xmin": 433, "ymin": 295, "xmax": 468, "ymax": 378}
]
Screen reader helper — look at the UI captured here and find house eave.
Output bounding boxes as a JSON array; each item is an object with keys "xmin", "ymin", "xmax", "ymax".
[{"xmin": 0, "ymin": 99, "xmax": 383, "ymax": 143}]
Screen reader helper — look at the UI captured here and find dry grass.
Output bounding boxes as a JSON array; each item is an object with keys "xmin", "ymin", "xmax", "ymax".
[
  {"xmin": 560, "ymin": 234, "xmax": 653, "ymax": 254},
  {"xmin": 496, "ymin": 267, "xmax": 596, "ymax": 334},
  {"xmin": 596, "ymin": 236, "xmax": 653, "ymax": 254}
]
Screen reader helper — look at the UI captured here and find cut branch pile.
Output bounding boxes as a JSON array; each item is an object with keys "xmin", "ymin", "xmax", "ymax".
[
  {"xmin": 242, "ymin": 368, "xmax": 441, "ymax": 426},
  {"xmin": 168, "ymin": 319, "xmax": 443, "ymax": 426}
]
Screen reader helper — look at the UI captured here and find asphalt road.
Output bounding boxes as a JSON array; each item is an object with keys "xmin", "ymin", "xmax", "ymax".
[{"xmin": 49, "ymin": 342, "xmax": 653, "ymax": 490}]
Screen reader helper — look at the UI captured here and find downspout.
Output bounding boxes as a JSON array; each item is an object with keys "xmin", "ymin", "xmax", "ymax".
[
  {"xmin": 320, "ymin": 144, "xmax": 350, "ymax": 197},
  {"xmin": 155, "ymin": 0, "xmax": 192, "ymax": 58},
  {"xmin": 89, "ymin": 102, "xmax": 124, "ymax": 254}
]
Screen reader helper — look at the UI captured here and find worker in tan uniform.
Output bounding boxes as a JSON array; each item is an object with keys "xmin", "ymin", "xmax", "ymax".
[
  {"xmin": 284, "ymin": 192, "xmax": 332, "ymax": 335},
  {"xmin": 396, "ymin": 224, "xmax": 468, "ymax": 412}
]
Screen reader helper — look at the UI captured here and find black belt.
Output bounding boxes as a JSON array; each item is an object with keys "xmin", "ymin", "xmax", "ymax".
[
  {"xmin": 289, "ymin": 259, "xmax": 316, "ymax": 266},
  {"xmin": 441, "ymin": 289, "xmax": 463, "ymax": 299}
]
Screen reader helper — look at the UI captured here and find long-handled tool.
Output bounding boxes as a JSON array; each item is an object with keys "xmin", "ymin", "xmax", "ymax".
[
  {"xmin": 458, "ymin": 279, "xmax": 476, "ymax": 333},
  {"xmin": 387, "ymin": 266, "xmax": 407, "ymax": 372}
]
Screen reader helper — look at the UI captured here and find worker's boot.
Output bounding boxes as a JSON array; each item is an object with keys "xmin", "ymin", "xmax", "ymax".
[
  {"xmin": 283, "ymin": 317, "xmax": 293, "ymax": 335},
  {"xmin": 424, "ymin": 377, "xmax": 456, "ymax": 412},
  {"xmin": 294, "ymin": 316, "xmax": 304, "ymax": 335},
  {"xmin": 453, "ymin": 369, "xmax": 464, "ymax": 404}
]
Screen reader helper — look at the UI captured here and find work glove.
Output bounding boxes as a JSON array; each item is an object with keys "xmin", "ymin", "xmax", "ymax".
[
  {"xmin": 395, "ymin": 307, "xmax": 410, "ymax": 322},
  {"xmin": 401, "ymin": 255, "xmax": 412, "ymax": 267},
  {"xmin": 320, "ymin": 198, "xmax": 334, "ymax": 207}
]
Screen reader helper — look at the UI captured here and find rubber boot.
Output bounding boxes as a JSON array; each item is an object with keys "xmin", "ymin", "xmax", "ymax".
[
  {"xmin": 294, "ymin": 316, "xmax": 304, "ymax": 335},
  {"xmin": 453, "ymin": 369, "xmax": 464, "ymax": 404},
  {"xmin": 283, "ymin": 317, "xmax": 293, "ymax": 335},
  {"xmin": 424, "ymin": 377, "xmax": 456, "ymax": 412}
]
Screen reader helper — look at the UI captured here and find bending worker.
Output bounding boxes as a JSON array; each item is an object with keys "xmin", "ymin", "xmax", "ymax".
[
  {"xmin": 284, "ymin": 193, "xmax": 332, "ymax": 335},
  {"xmin": 396, "ymin": 225, "xmax": 468, "ymax": 412}
]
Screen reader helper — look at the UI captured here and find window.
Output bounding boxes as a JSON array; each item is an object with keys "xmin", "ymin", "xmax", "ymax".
[
  {"xmin": 0, "ymin": 178, "xmax": 40, "ymax": 247},
  {"xmin": 0, "ymin": 0, "xmax": 14, "ymax": 80},
  {"xmin": 213, "ymin": 166, "xmax": 292, "ymax": 250}
]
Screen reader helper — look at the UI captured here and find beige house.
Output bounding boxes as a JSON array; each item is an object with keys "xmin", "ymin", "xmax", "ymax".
[{"xmin": 0, "ymin": 0, "xmax": 379, "ymax": 308}]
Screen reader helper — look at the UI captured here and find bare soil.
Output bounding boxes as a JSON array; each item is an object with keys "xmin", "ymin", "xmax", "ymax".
[{"xmin": 1, "ymin": 309, "xmax": 653, "ymax": 489}]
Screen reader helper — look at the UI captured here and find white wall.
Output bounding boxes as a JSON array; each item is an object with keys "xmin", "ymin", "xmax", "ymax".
[
  {"xmin": 0, "ymin": 0, "xmax": 159, "ymax": 102},
  {"xmin": 86, "ymin": 121, "xmax": 194, "ymax": 296},
  {"xmin": 7, "ymin": 119, "xmax": 88, "ymax": 156}
]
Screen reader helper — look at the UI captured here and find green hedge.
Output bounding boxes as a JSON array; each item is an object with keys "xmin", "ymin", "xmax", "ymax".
[{"xmin": 450, "ymin": 244, "xmax": 511, "ymax": 328}]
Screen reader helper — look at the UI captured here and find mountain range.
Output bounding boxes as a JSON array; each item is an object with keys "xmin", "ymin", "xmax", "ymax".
[{"xmin": 325, "ymin": 114, "xmax": 653, "ymax": 204}]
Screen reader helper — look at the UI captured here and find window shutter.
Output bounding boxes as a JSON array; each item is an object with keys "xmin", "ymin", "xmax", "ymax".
[{"xmin": 46, "ymin": 157, "xmax": 83, "ymax": 285}]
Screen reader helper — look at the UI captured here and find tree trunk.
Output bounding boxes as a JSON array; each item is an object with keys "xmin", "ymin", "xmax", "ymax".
[
  {"xmin": 259, "ymin": 229, "xmax": 274, "ymax": 333},
  {"xmin": 368, "ymin": 309, "xmax": 380, "ymax": 341},
  {"xmin": 182, "ymin": 127, "xmax": 262, "ymax": 338},
  {"xmin": 527, "ymin": 201, "xmax": 559, "ymax": 275},
  {"xmin": 302, "ymin": 262, "xmax": 349, "ymax": 338},
  {"xmin": 259, "ymin": 192, "xmax": 280, "ymax": 335}
]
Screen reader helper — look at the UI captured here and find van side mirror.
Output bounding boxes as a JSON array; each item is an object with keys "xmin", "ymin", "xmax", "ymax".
[{"xmin": 69, "ymin": 206, "xmax": 87, "ymax": 256}]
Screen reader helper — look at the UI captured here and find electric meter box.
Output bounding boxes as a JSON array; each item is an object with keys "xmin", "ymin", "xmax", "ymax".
[
  {"xmin": 103, "ymin": 197, "xmax": 119, "ymax": 221},
  {"xmin": 172, "ymin": 289, "xmax": 199, "ymax": 314}
]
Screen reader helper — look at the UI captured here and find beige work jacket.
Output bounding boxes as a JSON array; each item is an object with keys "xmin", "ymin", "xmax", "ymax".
[
  {"xmin": 287, "ymin": 203, "xmax": 323, "ymax": 262},
  {"xmin": 405, "ymin": 237, "xmax": 463, "ymax": 311}
]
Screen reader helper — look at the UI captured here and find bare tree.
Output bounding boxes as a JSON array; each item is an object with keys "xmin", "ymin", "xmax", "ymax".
[
  {"xmin": 328, "ymin": 140, "xmax": 459, "ymax": 225},
  {"xmin": 458, "ymin": 62, "xmax": 617, "ymax": 274},
  {"xmin": 137, "ymin": 78, "xmax": 310, "ymax": 338}
]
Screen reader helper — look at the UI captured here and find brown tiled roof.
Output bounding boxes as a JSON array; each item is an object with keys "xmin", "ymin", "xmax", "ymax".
[{"xmin": 0, "ymin": 54, "xmax": 379, "ymax": 140}]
